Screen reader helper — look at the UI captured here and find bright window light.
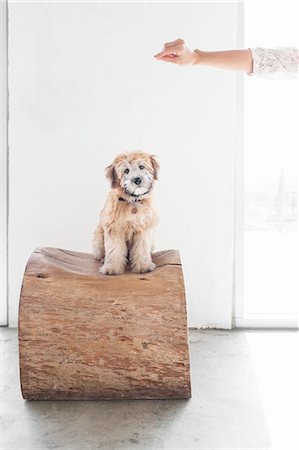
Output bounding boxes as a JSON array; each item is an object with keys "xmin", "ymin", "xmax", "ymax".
[{"xmin": 244, "ymin": 1, "xmax": 298, "ymax": 319}]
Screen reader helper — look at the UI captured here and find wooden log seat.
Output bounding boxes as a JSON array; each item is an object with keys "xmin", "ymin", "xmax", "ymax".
[{"xmin": 18, "ymin": 247, "xmax": 191, "ymax": 400}]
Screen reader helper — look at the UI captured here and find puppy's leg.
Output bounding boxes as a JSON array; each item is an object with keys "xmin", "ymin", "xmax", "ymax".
[
  {"xmin": 130, "ymin": 230, "xmax": 156, "ymax": 273},
  {"xmin": 100, "ymin": 230, "xmax": 127, "ymax": 275},
  {"xmin": 92, "ymin": 224, "xmax": 105, "ymax": 261}
]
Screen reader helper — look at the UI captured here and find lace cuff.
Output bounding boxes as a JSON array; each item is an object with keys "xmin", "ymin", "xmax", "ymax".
[{"xmin": 249, "ymin": 47, "xmax": 298, "ymax": 79}]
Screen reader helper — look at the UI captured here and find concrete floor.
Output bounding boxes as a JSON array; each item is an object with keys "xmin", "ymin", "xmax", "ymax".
[{"xmin": 1, "ymin": 328, "xmax": 298, "ymax": 450}]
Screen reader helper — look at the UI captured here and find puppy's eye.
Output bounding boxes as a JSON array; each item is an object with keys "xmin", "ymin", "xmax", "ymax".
[
  {"xmin": 139, "ymin": 165, "xmax": 144, "ymax": 170},
  {"xmin": 124, "ymin": 168, "xmax": 130, "ymax": 174}
]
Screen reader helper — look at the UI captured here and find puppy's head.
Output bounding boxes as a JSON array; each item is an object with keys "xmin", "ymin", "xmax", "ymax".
[{"xmin": 105, "ymin": 151, "xmax": 159, "ymax": 199}]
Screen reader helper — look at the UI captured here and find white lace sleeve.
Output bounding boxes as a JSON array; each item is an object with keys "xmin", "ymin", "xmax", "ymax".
[{"xmin": 249, "ymin": 47, "xmax": 298, "ymax": 79}]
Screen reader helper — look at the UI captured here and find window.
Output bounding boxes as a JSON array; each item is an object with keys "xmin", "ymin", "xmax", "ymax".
[{"xmin": 235, "ymin": 1, "xmax": 298, "ymax": 327}]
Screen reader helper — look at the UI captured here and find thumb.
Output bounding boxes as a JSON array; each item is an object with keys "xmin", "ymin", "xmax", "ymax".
[{"xmin": 154, "ymin": 50, "xmax": 178, "ymax": 60}]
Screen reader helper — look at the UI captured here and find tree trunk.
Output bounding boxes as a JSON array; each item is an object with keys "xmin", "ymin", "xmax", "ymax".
[{"xmin": 18, "ymin": 247, "xmax": 191, "ymax": 400}]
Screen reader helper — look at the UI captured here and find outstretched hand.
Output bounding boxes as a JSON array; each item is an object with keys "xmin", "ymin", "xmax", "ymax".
[
  {"xmin": 154, "ymin": 38, "xmax": 199, "ymax": 65},
  {"xmin": 154, "ymin": 39, "xmax": 254, "ymax": 74}
]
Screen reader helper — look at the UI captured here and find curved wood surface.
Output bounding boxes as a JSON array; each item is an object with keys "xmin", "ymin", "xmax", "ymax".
[{"xmin": 19, "ymin": 248, "xmax": 191, "ymax": 400}]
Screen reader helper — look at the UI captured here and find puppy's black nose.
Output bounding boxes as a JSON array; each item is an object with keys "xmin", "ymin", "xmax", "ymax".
[{"xmin": 134, "ymin": 177, "xmax": 142, "ymax": 185}]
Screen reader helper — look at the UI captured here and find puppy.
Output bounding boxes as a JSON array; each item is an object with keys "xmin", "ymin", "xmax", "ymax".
[{"xmin": 92, "ymin": 151, "xmax": 159, "ymax": 275}]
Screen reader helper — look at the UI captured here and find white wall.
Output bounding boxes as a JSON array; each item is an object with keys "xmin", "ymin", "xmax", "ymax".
[
  {"xmin": 0, "ymin": 0, "xmax": 8, "ymax": 325},
  {"xmin": 8, "ymin": 1, "xmax": 239, "ymax": 328}
]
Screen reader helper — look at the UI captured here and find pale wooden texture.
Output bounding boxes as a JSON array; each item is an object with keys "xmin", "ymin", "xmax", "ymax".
[{"xmin": 18, "ymin": 248, "xmax": 191, "ymax": 400}]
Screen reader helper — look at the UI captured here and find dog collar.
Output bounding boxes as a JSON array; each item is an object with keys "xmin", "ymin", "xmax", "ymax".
[{"xmin": 118, "ymin": 197, "xmax": 141, "ymax": 203}]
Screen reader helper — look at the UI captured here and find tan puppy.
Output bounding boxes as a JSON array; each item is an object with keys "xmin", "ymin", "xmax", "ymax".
[{"xmin": 92, "ymin": 151, "xmax": 159, "ymax": 275}]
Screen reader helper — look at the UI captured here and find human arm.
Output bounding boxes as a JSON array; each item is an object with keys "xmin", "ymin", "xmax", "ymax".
[
  {"xmin": 154, "ymin": 39, "xmax": 253, "ymax": 73},
  {"xmin": 154, "ymin": 39, "xmax": 298, "ymax": 78}
]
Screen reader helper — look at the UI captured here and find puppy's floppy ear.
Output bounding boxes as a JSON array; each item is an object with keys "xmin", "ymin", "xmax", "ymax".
[
  {"xmin": 105, "ymin": 164, "xmax": 118, "ymax": 188},
  {"xmin": 150, "ymin": 155, "xmax": 160, "ymax": 180}
]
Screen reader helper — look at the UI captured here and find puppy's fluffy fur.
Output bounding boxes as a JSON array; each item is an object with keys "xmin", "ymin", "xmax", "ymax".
[{"xmin": 92, "ymin": 151, "xmax": 159, "ymax": 275}]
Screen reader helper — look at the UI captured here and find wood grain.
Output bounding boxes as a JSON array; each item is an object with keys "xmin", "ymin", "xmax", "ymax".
[{"xmin": 18, "ymin": 248, "xmax": 191, "ymax": 400}]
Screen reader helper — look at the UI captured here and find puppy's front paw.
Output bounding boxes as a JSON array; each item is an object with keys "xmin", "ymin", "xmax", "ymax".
[
  {"xmin": 99, "ymin": 264, "xmax": 125, "ymax": 275},
  {"xmin": 131, "ymin": 261, "xmax": 156, "ymax": 273},
  {"xmin": 95, "ymin": 255, "xmax": 105, "ymax": 263},
  {"xmin": 94, "ymin": 253, "xmax": 104, "ymax": 262}
]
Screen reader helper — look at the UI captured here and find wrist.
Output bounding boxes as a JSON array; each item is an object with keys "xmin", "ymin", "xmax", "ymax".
[{"xmin": 193, "ymin": 49, "xmax": 209, "ymax": 66}]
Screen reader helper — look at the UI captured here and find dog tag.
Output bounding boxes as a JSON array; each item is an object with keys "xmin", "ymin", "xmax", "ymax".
[{"xmin": 131, "ymin": 207, "xmax": 138, "ymax": 214}]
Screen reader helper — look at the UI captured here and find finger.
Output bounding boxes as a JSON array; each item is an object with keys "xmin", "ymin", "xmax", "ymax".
[
  {"xmin": 154, "ymin": 52, "xmax": 177, "ymax": 59},
  {"xmin": 158, "ymin": 55, "xmax": 180, "ymax": 64},
  {"xmin": 154, "ymin": 52, "xmax": 178, "ymax": 60},
  {"xmin": 154, "ymin": 48, "xmax": 166, "ymax": 58},
  {"xmin": 154, "ymin": 46, "xmax": 181, "ymax": 59},
  {"xmin": 164, "ymin": 38, "xmax": 184, "ymax": 47},
  {"xmin": 154, "ymin": 38, "xmax": 184, "ymax": 58},
  {"xmin": 164, "ymin": 41, "xmax": 178, "ymax": 48}
]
